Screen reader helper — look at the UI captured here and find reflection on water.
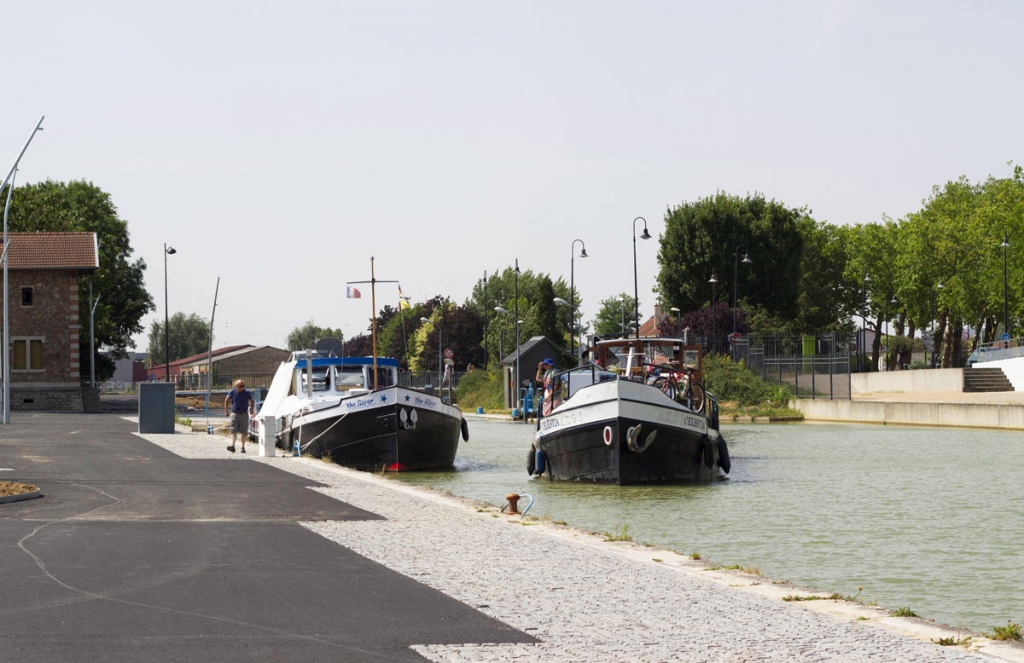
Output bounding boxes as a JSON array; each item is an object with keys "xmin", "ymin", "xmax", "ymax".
[{"xmin": 396, "ymin": 419, "xmax": 1024, "ymax": 631}]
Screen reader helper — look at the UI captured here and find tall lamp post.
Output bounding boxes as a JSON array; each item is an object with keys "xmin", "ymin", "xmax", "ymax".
[
  {"xmin": 861, "ymin": 274, "xmax": 871, "ymax": 371},
  {"xmin": 632, "ymin": 217, "xmax": 651, "ymax": 340},
  {"xmin": 708, "ymin": 270, "xmax": 718, "ymax": 355},
  {"xmin": 554, "ymin": 298, "xmax": 571, "ymax": 350},
  {"xmin": 931, "ymin": 281, "xmax": 944, "ymax": 367},
  {"xmin": 164, "ymin": 244, "xmax": 176, "ymax": 383},
  {"xmin": 514, "ymin": 259, "xmax": 520, "ymax": 411},
  {"xmin": 618, "ymin": 296, "xmax": 625, "ymax": 337},
  {"xmin": 732, "ymin": 246, "xmax": 753, "ymax": 335},
  {"xmin": 1, "ymin": 116, "xmax": 45, "ymax": 425},
  {"xmin": 482, "ymin": 270, "xmax": 488, "ymax": 369},
  {"xmin": 420, "ymin": 317, "xmax": 442, "ymax": 391},
  {"xmin": 1002, "ymin": 231, "xmax": 1010, "ymax": 337},
  {"xmin": 569, "ymin": 239, "xmax": 587, "ymax": 364}
]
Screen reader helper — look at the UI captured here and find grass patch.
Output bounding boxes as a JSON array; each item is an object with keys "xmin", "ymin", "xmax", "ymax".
[
  {"xmin": 891, "ymin": 606, "xmax": 918, "ymax": 618},
  {"xmin": 175, "ymin": 416, "xmax": 192, "ymax": 427},
  {"xmin": 782, "ymin": 594, "xmax": 828, "ymax": 602},
  {"xmin": 652, "ymin": 558, "xmax": 663, "ymax": 563},
  {"xmin": 456, "ymin": 369, "xmax": 505, "ymax": 411},
  {"xmin": 603, "ymin": 525, "xmax": 633, "ymax": 542},
  {"xmin": 690, "ymin": 552, "xmax": 701, "ymax": 560},
  {"xmin": 987, "ymin": 621, "xmax": 1023, "ymax": 641}
]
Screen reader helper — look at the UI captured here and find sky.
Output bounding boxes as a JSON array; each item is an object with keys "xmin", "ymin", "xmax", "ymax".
[{"xmin": 2, "ymin": 1, "xmax": 1022, "ymax": 353}]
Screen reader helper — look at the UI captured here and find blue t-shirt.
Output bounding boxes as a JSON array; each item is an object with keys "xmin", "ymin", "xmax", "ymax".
[{"xmin": 227, "ymin": 388, "xmax": 253, "ymax": 413}]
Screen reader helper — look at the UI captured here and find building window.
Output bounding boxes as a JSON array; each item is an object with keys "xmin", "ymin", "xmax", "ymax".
[
  {"xmin": 21, "ymin": 287, "xmax": 33, "ymax": 307},
  {"xmin": 11, "ymin": 337, "xmax": 44, "ymax": 371}
]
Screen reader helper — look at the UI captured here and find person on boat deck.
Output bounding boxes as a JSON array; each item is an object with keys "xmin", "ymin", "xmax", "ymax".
[
  {"xmin": 224, "ymin": 379, "xmax": 255, "ymax": 454},
  {"xmin": 535, "ymin": 357, "xmax": 558, "ymax": 416}
]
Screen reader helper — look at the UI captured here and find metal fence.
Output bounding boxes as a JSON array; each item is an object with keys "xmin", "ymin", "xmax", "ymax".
[
  {"xmin": 733, "ymin": 333, "xmax": 852, "ymax": 400},
  {"xmin": 173, "ymin": 370, "xmax": 469, "ymax": 393}
]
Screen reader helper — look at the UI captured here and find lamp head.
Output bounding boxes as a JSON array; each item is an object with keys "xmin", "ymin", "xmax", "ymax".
[
  {"xmin": 580, "ymin": 247, "xmax": 588, "ymax": 258},
  {"xmin": 166, "ymin": 247, "xmax": 177, "ymax": 255},
  {"xmin": 709, "ymin": 270, "xmax": 718, "ymax": 284},
  {"xmin": 742, "ymin": 253, "xmax": 752, "ymax": 264},
  {"xmin": 419, "ymin": 317, "xmax": 430, "ymax": 324},
  {"xmin": 937, "ymin": 281, "xmax": 944, "ymax": 290},
  {"xmin": 640, "ymin": 228, "xmax": 651, "ymax": 240},
  {"xmin": 494, "ymin": 306, "xmax": 509, "ymax": 315},
  {"xmin": 554, "ymin": 298, "xmax": 569, "ymax": 307}
]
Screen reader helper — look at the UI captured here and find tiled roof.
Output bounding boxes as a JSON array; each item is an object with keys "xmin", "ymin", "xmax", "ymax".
[
  {"xmin": 166, "ymin": 345, "xmax": 253, "ymax": 369},
  {"xmin": 0, "ymin": 232, "xmax": 98, "ymax": 270}
]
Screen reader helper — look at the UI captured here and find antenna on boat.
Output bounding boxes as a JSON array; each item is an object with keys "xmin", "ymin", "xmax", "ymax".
[{"xmin": 347, "ymin": 257, "xmax": 399, "ymax": 391}]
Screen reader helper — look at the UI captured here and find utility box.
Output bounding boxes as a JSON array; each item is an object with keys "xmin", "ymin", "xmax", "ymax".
[
  {"xmin": 138, "ymin": 382, "xmax": 176, "ymax": 434},
  {"xmin": 258, "ymin": 415, "xmax": 276, "ymax": 457}
]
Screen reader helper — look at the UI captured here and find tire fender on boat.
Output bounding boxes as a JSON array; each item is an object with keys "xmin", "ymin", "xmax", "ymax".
[
  {"xmin": 527, "ymin": 444, "xmax": 536, "ymax": 476},
  {"xmin": 460, "ymin": 418, "xmax": 470, "ymax": 442},
  {"xmin": 534, "ymin": 448, "xmax": 546, "ymax": 475},
  {"xmin": 716, "ymin": 432, "xmax": 731, "ymax": 474}
]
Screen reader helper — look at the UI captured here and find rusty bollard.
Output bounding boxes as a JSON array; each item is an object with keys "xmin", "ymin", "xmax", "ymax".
[{"xmin": 505, "ymin": 493, "xmax": 521, "ymax": 514}]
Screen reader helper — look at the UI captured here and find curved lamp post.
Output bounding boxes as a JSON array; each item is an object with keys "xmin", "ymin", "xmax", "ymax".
[
  {"xmin": 164, "ymin": 244, "xmax": 177, "ymax": 383},
  {"xmin": 570, "ymin": 239, "xmax": 587, "ymax": 364},
  {"xmin": 733, "ymin": 246, "xmax": 753, "ymax": 335},
  {"xmin": 708, "ymin": 270, "xmax": 718, "ymax": 354},
  {"xmin": 632, "ymin": 217, "xmax": 651, "ymax": 340},
  {"xmin": 617, "ymin": 296, "xmax": 625, "ymax": 337},
  {"xmin": 495, "ymin": 306, "xmax": 509, "ymax": 361},
  {"xmin": 482, "ymin": 270, "xmax": 488, "ymax": 369},
  {"xmin": 1002, "ymin": 231, "xmax": 1010, "ymax": 337}
]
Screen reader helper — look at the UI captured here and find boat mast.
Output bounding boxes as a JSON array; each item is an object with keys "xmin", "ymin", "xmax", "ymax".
[{"xmin": 347, "ymin": 257, "xmax": 399, "ymax": 392}]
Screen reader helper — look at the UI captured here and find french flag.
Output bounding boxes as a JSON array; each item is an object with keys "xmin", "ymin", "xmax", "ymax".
[{"xmin": 346, "ymin": 286, "xmax": 361, "ymax": 299}]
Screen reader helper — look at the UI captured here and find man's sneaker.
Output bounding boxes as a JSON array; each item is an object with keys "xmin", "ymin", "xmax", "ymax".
[
  {"xmin": 227, "ymin": 445, "xmax": 235, "ymax": 453},
  {"xmin": 240, "ymin": 447, "xmax": 246, "ymax": 454}
]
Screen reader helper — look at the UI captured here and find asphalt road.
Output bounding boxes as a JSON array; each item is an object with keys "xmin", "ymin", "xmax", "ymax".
[{"xmin": 0, "ymin": 413, "xmax": 532, "ymax": 662}]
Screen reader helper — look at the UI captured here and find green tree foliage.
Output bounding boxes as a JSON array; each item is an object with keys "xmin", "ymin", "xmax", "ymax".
[
  {"xmin": 412, "ymin": 301, "xmax": 485, "ymax": 372},
  {"xmin": 468, "ymin": 266, "xmax": 577, "ymax": 366},
  {"xmin": 146, "ymin": 313, "xmax": 213, "ymax": 367},
  {"xmin": 2, "ymin": 180, "xmax": 153, "ymax": 380},
  {"xmin": 593, "ymin": 293, "xmax": 638, "ymax": 338},
  {"xmin": 657, "ymin": 192, "xmax": 804, "ymax": 321},
  {"xmin": 286, "ymin": 319, "xmax": 343, "ymax": 351},
  {"xmin": 374, "ymin": 296, "xmax": 444, "ymax": 368}
]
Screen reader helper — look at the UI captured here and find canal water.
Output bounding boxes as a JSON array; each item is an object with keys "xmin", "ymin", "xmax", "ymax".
[{"xmin": 395, "ymin": 419, "xmax": 1024, "ymax": 632}]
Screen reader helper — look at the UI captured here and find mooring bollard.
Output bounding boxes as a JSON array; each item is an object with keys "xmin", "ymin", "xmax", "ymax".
[
  {"xmin": 207, "ymin": 423, "xmax": 213, "ymax": 435},
  {"xmin": 505, "ymin": 493, "xmax": 520, "ymax": 514}
]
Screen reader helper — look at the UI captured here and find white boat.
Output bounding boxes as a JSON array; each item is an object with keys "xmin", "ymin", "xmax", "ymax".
[
  {"xmin": 256, "ymin": 352, "xmax": 466, "ymax": 471},
  {"xmin": 530, "ymin": 338, "xmax": 729, "ymax": 484}
]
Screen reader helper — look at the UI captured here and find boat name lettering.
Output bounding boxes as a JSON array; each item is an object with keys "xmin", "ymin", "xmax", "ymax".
[
  {"xmin": 541, "ymin": 417, "xmax": 560, "ymax": 432},
  {"xmin": 684, "ymin": 415, "xmax": 705, "ymax": 430},
  {"xmin": 413, "ymin": 395, "xmax": 437, "ymax": 409},
  {"xmin": 346, "ymin": 397, "xmax": 378, "ymax": 410}
]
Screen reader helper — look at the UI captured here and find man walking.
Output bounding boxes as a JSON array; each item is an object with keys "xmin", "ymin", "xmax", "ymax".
[{"xmin": 225, "ymin": 379, "xmax": 255, "ymax": 453}]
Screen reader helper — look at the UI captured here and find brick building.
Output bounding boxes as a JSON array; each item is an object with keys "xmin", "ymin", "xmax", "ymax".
[
  {"xmin": 0, "ymin": 232, "xmax": 99, "ymax": 411},
  {"xmin": 148, "ymin": 345, "xmax": 290, "ymax": 389}
]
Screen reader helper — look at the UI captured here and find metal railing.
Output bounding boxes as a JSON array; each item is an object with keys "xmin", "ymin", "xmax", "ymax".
[
  {"xmin": 968, "ymin": 336, "xmax": 1024, "ymax": 364},
  {"xmin": 737, "ymin": 333, "xmax": 852, "ymax": 400}
]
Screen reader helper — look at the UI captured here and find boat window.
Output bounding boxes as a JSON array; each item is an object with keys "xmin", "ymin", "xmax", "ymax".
[
  {"xmin": 334, "ymin": 366, "xmax": 365, "ymax": 390},
  {"xmin": 373, "ymin": 368, "xmax": 395, "ymax": 388},
  {"xmin": 300, "ymin": 369, "xmax": 329, "ymax": 392}
]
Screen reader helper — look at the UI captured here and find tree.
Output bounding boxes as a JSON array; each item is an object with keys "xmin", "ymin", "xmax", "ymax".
[
  {"xmin": 593, "ymin": 293, "xmax": 638, "ymax": 338},
  {"xmin": 657, "ymin": 192, "xmax": 803, "ymax": 322},
  {"xmin": 2, "ymin": 180, "xmax": 153, "ymax": 381},
  {"xmin": 146, "ymin": 313, "xmax": 213, "ymax": 367},
  {"xmin": 286, "ymin": 320, "xmax": 343, "ymax": 351},
  {"xmin": 411, "ymin": 301, "xmax": 485, "ymax": 372}
]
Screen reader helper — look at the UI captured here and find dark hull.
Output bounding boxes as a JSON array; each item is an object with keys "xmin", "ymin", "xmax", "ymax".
[
  {"xmin": 535, "ymin": 416, "xmax": 720, "ymax": 484},
  {"xmin": 277, "ymin": 390, "xmax": 461, "ymax": 471},
  {"xmin": 533, "ymin": 378, "xmax": 723, "ymax": 484}
]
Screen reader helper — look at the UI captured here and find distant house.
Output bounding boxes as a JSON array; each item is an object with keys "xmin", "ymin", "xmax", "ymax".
[
  {"xmin": 0, "ymin": 232, "xmax": 99, "ymax": 411},
  {"xmin": 105, "ymin": 351, "xmax": 148, "ymax": 385},
  {"xmin": 499, "ymin": 336, "xmax": 564, "ymax": 409},
  {"xmin": 148, "ymin": 344, "xmax": 290, "ymax": 388},
  {"xmin": 637, "ymin": 304, "xmax": 671, "ymax": 338}
]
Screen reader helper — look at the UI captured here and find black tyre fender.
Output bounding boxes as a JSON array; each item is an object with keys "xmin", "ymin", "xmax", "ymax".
[
  {"xmin": 527, "ymin": 444, "xmax": 536, "ymax": 476},
  {"xmin": 460, "ymin": 418, "xmax": 470, "ymax": 442},
  {"xmin": 716, "ymin": 432, "xmax": 731, "ymax": 474}
]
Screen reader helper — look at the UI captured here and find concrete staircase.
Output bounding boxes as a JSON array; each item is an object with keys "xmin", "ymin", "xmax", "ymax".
[{"xmin": 963, "ymin": 367, "xmax": 1014, "ymax": 392}]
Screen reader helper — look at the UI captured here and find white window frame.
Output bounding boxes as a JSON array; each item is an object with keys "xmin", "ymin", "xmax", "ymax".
[{"xmin": 11, "ymin": 336, "xmax": 45, "ymax": 372}]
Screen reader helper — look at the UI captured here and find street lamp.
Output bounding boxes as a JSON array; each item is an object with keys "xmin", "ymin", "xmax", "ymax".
[
  {"xmin": 420, "ymin": 316, "xmax": 443, "ymax": 392},
  {"xmin": 164, "ymin": 244, "xmax": 176, "ymax": 383},
  {"xmin": 708, "ymin": 270, "xmax": 718, "ymax": 354},
  {"xmin": 570, "ymin": 239, "xmax": 587, "ymax": 364},
  {"xmin": 861, "ymin": 274, "xmax": 871, "ymax": 371},
  {"xmin": 670, "ymin": 306, "xmax": 680, "ymax": 319},
  {"xmin": 931, "ymin": 281, "xmax": 944, "ymax": 367},
  {"xmin": 1002, "ymin": 231, "xmax": 1010, "ymax": 337},
  {"xmin": 495, "ymin": 306, "xmax": 509, "ymax": 360},
  {"xmin": 1, "ymin": 116, "xmax": 45, "ymax": 425},
  {"xmin": 632, "ymin": 217, "xmax": 651, "ymax": 340},
  {"xmin": 618, "ymin": 296, "xmax": 626, "ymax": 337},
  {"xmin": 733, "ymin": 246, "xmax": 753, "ymax": 335},
  {"xmin": 482, "ymin": 271, "xmax": 488, "ymax": 370},
  {"xmin": 514, "ymin": 259, "xmax": 521, "ymax": 411}
]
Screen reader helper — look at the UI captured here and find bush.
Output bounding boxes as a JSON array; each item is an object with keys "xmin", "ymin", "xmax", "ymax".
[
  {"xmin": 703, "ymin": 355, "xmax": 793, "ymax": 406},
  {"xmin": 456, "ymin": 368, "xmax": 505, "ymax": 411},
  {"xmin": 908, "ymin": 360, "xmax": 929, "ymax": 370}
]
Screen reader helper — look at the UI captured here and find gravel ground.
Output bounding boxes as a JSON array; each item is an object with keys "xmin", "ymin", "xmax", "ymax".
[{"xmin": 135, "ymin": 425, "xmax": 1024, "ymax": 662}]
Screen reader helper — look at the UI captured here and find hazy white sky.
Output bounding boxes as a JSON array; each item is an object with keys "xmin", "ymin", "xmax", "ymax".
[{"xmin": 2, "ymin": 1, "xmax": 1021, "ymax": 352}]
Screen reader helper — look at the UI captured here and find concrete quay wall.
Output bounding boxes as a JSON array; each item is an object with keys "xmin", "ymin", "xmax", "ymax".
[
  {"xmin": 851, "ymin": 368, "xmax": 963, "ymax": 394},
  {"xmin": 792, "ymin": 398, "xmax": 1024, "ymax": 430}
]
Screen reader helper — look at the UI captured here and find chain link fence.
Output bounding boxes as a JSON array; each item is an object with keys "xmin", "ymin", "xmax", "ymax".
[{"xmin": 732, "ymin": 333, "xmax": 852, "ymax": 400}]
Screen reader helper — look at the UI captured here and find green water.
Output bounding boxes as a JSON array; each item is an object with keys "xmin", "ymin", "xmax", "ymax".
[{"xmin": 396, "ymin": 419, "xmax": 1024, "ymax": 632}]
